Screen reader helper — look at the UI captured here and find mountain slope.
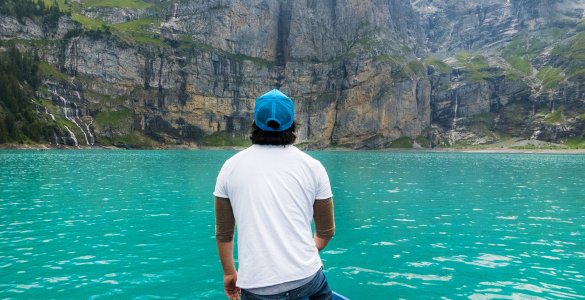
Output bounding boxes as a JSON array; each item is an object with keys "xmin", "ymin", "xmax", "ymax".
[{"xmin": 1, "ymin": 0, "xmax": 584, "ymax": 149}]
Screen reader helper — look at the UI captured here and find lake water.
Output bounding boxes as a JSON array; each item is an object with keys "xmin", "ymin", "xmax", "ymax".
[{"xmin": 0, "ymin": 150, "xmax": 583, "ymax": 299}]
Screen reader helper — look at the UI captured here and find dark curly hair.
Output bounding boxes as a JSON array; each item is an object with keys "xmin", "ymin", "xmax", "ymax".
[{"xmin": 249, "ymin": 121, "xmax": 298, "ymax": 146}]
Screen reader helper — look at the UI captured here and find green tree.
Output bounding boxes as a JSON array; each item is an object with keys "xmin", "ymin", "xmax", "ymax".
[{"xmin": 0, "ymin": 46, "xmax": 53, "ymax": 144}]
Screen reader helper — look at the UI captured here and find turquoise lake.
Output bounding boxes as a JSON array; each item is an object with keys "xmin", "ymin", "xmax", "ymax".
[{"xmin": 0, "ymin": 150, "xmax": 583, "ymax": 299}]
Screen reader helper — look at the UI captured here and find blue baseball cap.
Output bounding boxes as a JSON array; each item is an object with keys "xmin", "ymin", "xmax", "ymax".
[{"xmin": 254, "ymin": 89, "xmax": 295, "ymax": 132}]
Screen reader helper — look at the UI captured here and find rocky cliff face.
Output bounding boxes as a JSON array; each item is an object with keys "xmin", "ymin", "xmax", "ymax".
[
  {"xmin": 1, "ymin": 0, "xmax": 584, "ymax": 148},
  {"xmin": 416, "ymin": 0, "xmax": 585, "ymax": 147}
]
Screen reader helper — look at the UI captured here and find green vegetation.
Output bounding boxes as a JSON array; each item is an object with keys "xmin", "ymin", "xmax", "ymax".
[
  {"xmin": 423, "ymin": 57, "xmax": 451, "ymax": 73},
  {"xmin": 551, "ymin": 31, "xmax": 585, "ymax": 78},
  {"xmin": 566, "ymin": 32, "xmax": 585, "ymax": 62},
  {"xmin": 0, "ymin": 47, "xmax": 57, "ymax": 143},
  {"xmin": 390, "ymin": 60, "xmax": 426, "ymax": 80},
  {"xmin": 97, "ymin": 131, "xmax": 157, "ymax": 148},
  {"xmin": 42, "ymin": 0, "xmax": 106, "ymax": 31},
  {"xmin": 80, "ymin": 0, "xmax": 153, "ymax": 9},
  {"xmin": 539, "ymin": 28, "xmax": 567, "ymax": 40},
  {"xmin": 501, "ymin": 34, "xmax": 547, "ymax": 76},
  {"xmin": 94, "ymin": 109, "xmax": 132, "ymax": 127},
  {"xmin": 72, "ymin": 14, "xmax": 106, "ymax": 31},
  {"xmin": 42, "ymin": 0, "xmax": 66, "ymax": 7},
  {"xmin": 1, "ymin": 0, "xmax": 63, "ymax": 28},
  {"xmin": 406, "ymin": 61, "xmax": 426, "ymax": 75},
  {"xmin": 34, "ymin": 98, "xmax": 55, "ymax": 110},
  {"xmin": 182, "ymin": 37, "xmax": 215, "ymax": 52},
  {"xmin": 199, "ymin": 131, "xmax": 250, "ymax": 147},
  {"xmin": 414, "ymin": 134, "xmax": 431, "ymax": 148},
  {"xmin": 537, "ymin": 67, "xmax": 565, "ymax": 90},
  {"xmin": 505, "ymin": 55, "xmax": 531, "ymax": 75},
  {"xmin": 578, "ymin": 19, "xmax": 585, "ymax": 31},
  {"xmin": 0, "ymin": 38, "xmax": 52, "ymax": 49},
  {"xmin": 355, "ymin": 35, "xmax": 375, "ymax": 50},
  {"xmin": 386, "ymin": 137, "xmax": 413, "ymax": 149},
  {"xmin": 111, "ymin": 18, "xmax": 167, "ymax": 47},
  {"xmin": 38, "ymin": 61, "xmax": 69, "ymax": 80},
  {"xmin": 501, "ymin": 68, "xmax": 523, "ymax": 81},
  {"xmin": 467, "ymin": 113, "xmax": 496, "ymax": 137},
  {"xmin": 345, "ymin": 25, "xmax": 380, "ymax": 53},
  {"xmin": 455, "ymin": 52, "xmax": 488, "ymax": 68},
  {"xmin": 83, "ymin": 91, "xmax": 128, "ymax": 111},
  {"xmin": 181, "ymin": 37, "xmax": 275, "ymax": 67},
  {"xmin": 510, "ymin": 143, "xmax": 565, "ymax": 150},
  {"xmin": 544, "ymin": 107, "xmax": 565, "ymax": 124},
  {"xmin": 374, "ymin": 55, "xmax": 405, "ymax": 65},
  {"xmin": 44, "ymin": 0, "xmax": 166, "ymax": 47},
  {"xmin": 568, "ymin": 69, "xmax": 585, "ymax": 81},
  {"xmin": 502, "ymin": 32, "xmax": 544, "ymax": 59},
  {"xmin": 577, "ymin": 112, "xmax": 585, "ymax": 120},
  {"xmin": 500, "ymin": 103, "xmax": 530, "ymax": 136},
  {"xmin": 454, "ymin": 52, "xmax": 490, "ymax": 82},
  {"xmin": 55, "ymin": 116, "xmax": 77, "ymax": 130},
  {"xmin": 564, "ymin": 137, "xmax": 585, "ymax": 149}
]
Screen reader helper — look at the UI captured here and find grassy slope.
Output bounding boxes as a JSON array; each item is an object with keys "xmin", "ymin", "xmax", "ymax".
[{"xmin": 44, "ymin": 0, "xmax": 164, "ymax": 45}]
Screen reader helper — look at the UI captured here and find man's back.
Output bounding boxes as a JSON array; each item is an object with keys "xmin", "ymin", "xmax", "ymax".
[{"xmin": 214, "ymin": 144, "xmax": 332, "ymax": 288}]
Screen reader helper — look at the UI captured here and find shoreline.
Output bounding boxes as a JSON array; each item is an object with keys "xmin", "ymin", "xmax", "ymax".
[{"xmin": 2, "ymin": 143, "xmax": 585, "ymax": 154}]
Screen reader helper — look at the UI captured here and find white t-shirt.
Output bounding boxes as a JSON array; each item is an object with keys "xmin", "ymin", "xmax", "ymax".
[{"xmin": 214, "ymin": 144, "xmax": 333, "ymax": 289}]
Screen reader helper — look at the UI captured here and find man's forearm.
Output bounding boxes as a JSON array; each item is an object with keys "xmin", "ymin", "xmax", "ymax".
[
  {"xmin": 215, "ymin": 196, "xmax": 237, "ymax": 275},
  {"xmin": 314, "ymin": 235, "xmax": 331, "ymax": 251},
  {"xmin": 217, "ymin": 240, "xmax": 237, "ymax": 275}
]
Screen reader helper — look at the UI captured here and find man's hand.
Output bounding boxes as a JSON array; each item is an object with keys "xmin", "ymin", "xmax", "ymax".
[{"xmin": 223, "ymin": 273, "xmax": 240, "ymax": 300}]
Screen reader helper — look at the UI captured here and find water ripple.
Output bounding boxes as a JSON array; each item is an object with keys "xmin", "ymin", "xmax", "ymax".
[{"xmin": 2, "ymin": 150, "xmax": 584, "ymax": 298}]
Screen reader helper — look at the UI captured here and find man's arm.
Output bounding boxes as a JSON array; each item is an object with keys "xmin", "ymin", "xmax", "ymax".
[
  {"xmin": 215, "ymin": 196, "xmax": 240, "ymax": 300},
  {"xmin": 313, "ymin": 198, "xmax": 335, "ymax": 251}
]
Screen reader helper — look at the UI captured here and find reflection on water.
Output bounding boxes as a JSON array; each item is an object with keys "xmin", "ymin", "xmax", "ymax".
[{"xmin": 1, "ymin": 150, "xmax": 584, "ymax": 299}]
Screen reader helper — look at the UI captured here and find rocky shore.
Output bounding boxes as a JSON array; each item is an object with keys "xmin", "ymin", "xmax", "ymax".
[{"xmin": 2, "ymin": 140, "xmax": 584, "ymax": 154}]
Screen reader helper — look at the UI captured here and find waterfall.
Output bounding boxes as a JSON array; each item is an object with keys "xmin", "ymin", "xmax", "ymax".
[
  {"xmin": 85, "ymin": 120, "xmax": 95, "ymax": 145},
  {"xmin": 59, "ymin": 95, "xmax": 89, "ymax": 145},
  {"xmin": 74, "ymin": 91, "xmax": 95, "ymax": 145},
  {"xmin": 59, "ymin": 95, "xmax": 69, "ymax": 118},
  {"xmin": 45, "ymin": 107, "xmax": 56, "ymax": 121},
  {"xmin": 452, "ymin": 92, "xmax": 458, "ymax": 130},
  {"xmin": 63, "ymin": 125, "xmax": 79, "ymax": 147},
  {"xmin": 51, "ymin": 89, "xmax": 95, "ymax": 146},
  {"xmin": 448, "ymin": 91, "xmax": 459, "ymax": 146},
  {"xmin": 550, "ymin": 93, "xmax": 555, "ymax": 113}
]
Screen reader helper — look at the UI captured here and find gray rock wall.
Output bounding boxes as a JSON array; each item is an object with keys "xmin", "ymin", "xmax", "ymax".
[{"xmin": 1, "ymin": 0, "xmax": 584, "ymax": 147}]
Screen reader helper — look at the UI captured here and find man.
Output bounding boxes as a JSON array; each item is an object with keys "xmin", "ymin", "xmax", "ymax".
[{"xmin": 214, "ymin": 89, "xmax": 336, "ymax": 300}]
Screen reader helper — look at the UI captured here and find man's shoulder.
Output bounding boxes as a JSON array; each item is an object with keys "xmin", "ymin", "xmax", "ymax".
[
  {"xmin": 221, "ymin": 146, "xmax": 255, "ymax": 166},
  {"xmin": 227, "ymin": 145, "xmax": 322, "ymax": 166},
  {"xmin": 289, "ymin": 146, "xmax": 324, "ymax": 166}
]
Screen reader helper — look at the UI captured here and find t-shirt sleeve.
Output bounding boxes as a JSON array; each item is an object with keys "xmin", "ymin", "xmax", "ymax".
[
  {"xmin": 213, "ymin": 162, "xmax": 230, "ymax": 198},
  {"xmin": 315, "ymin": 162, "xmax": 333, "ymax": 200}
]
